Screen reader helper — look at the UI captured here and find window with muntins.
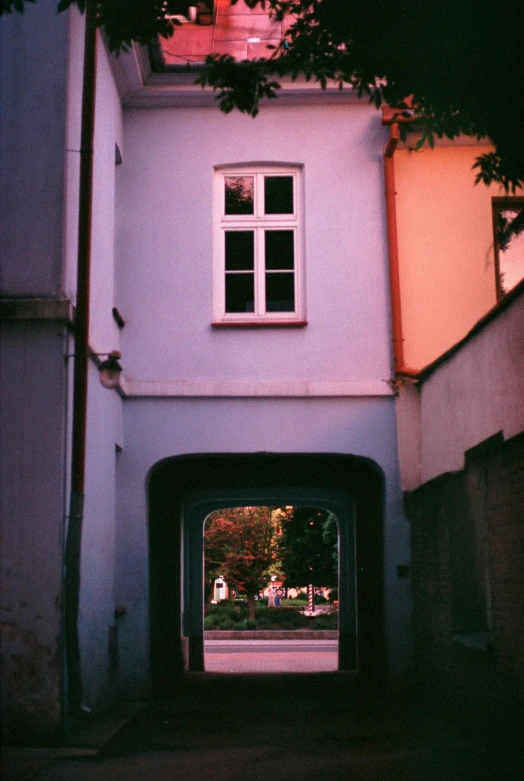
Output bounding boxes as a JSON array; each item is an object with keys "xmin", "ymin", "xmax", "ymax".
[{"xmin": 213, "ymin": 165, "xmax": 305, "ymax": 325}]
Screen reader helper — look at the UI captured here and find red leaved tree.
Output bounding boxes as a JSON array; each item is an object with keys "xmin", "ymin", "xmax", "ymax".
[{"xmin": 205, "ymin": 506, "xmax": 276, "ymax": 619}]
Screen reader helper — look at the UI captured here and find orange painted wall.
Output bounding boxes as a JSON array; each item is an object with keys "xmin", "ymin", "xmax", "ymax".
[{"xmin": 394, "ymin": 144, "xmax": 499, "ymax": 370}]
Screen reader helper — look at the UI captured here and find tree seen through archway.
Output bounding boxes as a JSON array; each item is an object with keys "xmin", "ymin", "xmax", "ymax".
[{"xmin": 204, "ymin": 505, "xmax": 338, "ymax": 620}]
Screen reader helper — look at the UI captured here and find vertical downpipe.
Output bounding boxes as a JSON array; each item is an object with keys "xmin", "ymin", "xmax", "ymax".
[
  {"xmin": 384, "ymin": 123, "xmax": 405, "ymax": 375},
  {"xmin": 383, "ymin": 120, "xmax": 419, "ymax": 378},
  {"xmin": 64, "ymin": 0, "xmax": 97, "ymax": 717}
]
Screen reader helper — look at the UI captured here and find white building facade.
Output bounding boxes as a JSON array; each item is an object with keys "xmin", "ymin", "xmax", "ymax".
[{"xmin": 1, "ymin": 2, "xmax": 413, "ymax": 741}]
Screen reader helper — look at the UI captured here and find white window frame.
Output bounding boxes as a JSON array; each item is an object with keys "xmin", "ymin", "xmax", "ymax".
[{"xmin": 212, "ymin": 163, "xmax": 306, "ymax": 326}]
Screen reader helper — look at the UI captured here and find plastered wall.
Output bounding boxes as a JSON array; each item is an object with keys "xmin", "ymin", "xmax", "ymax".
[
  {"xmin": 419, "ymin": 289, "xmax": 524, "ymax": 484},
  {"xmin": 0, "ymin": 0, "xmax": 69, "ymax": 295},
  {"xmin": 114, "ymin": 395, "xmax": 412, "ymax": 685},
  {"xmin": 394, "ymin": 144, "xmax": 499, "ymax": 370},
  {"xmin": 116, "ymin": 102, "xmax": 393, "ymax": 385}
]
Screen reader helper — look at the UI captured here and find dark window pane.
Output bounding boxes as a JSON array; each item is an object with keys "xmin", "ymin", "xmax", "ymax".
[
  {"xmin": 225, "ymin": 231, "xmax": 254, "ymax": 270},
  {"xmin": 266, "ymin": 272, "xmax": 295, "ymax": 312},
  {"xmin": 226, "ymin": 273, "xmax": 255, "ymax": 312},
  {"xmin": 265, "ymin": 176, "xmax": 293, "ymax": 214},
  {"xmin": 225, "ymin": 176, "xmax": 254, "ymax": 215},
  {"xmin": 265, "ymin": 230, "xmax": 294, "ymax": 270}
]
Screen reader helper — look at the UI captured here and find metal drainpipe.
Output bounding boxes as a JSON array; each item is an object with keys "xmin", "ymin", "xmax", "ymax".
[
  {"xmin": 64, "ymin": 0, "xmax": 97, "ymax": 716},
  {"xmin": 383, "ymin": 120, "xmax": 419, "ymax": 378}
]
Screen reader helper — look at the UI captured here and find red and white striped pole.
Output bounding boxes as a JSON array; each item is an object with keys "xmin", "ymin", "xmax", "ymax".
[{"xmin": 308, "ymin": 583, "xmax": 314, "ymax": 614}]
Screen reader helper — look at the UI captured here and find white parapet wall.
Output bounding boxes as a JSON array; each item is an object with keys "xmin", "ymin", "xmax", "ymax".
[{"xmin": 397, "ymin": 282, "xmax": 524, "ymax": 490}]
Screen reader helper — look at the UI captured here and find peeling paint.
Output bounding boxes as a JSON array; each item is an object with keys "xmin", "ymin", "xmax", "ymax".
[{"xmin": 1, "ymin": 622, "xmax": 61, "ymax": 743}]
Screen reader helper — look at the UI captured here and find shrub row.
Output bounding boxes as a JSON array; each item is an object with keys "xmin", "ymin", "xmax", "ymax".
[{"xmin": 204, "ymin": 601, "xmax": 338, "ymax": 631}]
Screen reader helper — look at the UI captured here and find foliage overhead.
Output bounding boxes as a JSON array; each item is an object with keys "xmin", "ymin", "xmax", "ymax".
[
  {"xmin": 280, "ymin": 507, "xmax": 338, "ymax": 588},
  {"xmin": 3, "ymin": 0, "xmax": 523, "ymax": 191},
  {"xmin": 197, "ymin": 0, "xmax": 524, "ymax": 194},
  {"xmin": 3, "ymin": 1, "xmax": 523, "ymax": 220}
]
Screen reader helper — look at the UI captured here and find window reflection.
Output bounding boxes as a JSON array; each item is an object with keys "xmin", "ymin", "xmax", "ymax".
[{"xmin": 225, "ymin": 176, "xmax": 254, "ymax": 215}]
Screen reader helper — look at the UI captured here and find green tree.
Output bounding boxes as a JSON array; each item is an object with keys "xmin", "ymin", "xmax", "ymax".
[
  {"xmin": 204, "ymin": 506, "xmax": 277, "ymax": 619},
  {"xmin": 280, "ymin": 507, "xmax": 338, "ymax": 588}
]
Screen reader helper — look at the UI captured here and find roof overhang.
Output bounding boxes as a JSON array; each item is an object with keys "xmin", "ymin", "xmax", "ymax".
[{"xmin": 109, "ymin": 42, "xmax": 364, "ymax": 109}]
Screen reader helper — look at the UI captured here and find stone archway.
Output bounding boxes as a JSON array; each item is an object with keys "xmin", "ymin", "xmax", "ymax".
[{"xmin": 148, "ymin": 453, "xmax": 385, "ymax": 693}]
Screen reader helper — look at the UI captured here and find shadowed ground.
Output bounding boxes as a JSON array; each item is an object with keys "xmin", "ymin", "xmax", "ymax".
[{"xmin": 3, "ymin": 672, "xmax": 523, "ymax": 780}]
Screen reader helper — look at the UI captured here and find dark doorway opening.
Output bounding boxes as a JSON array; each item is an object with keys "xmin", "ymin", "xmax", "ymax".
[{"xmin": 148, "ymin": 453, "xmax": 385, "ymax": 694}]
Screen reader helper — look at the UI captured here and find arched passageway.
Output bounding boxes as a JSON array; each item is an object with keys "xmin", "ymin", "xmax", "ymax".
[{"xmin": 148, "ymin": 453, "xmax": 385, "ymax": 693}]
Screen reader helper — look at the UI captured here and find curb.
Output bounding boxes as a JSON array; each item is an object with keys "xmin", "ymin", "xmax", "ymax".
[{"xmin": 205, "ymin": 630, "xmax": 338, "ymax": 640}]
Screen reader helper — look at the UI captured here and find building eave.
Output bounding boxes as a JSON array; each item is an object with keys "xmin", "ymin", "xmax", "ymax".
[
  {"xmin": 108, "ymin": 41, "xmax": 363, "ymax": 108},
  {"xmin": 121, "ymin": 71, "xmax": 363, "ymax": 109},
  {"xmin": 108, "ymin": 42, "xmax": 152, "ymax": 102}
]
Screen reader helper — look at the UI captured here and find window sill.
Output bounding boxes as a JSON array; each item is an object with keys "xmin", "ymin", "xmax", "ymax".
[{"xmin": 212, "ymin": 320, "xmax": 308, "ymax": 328}]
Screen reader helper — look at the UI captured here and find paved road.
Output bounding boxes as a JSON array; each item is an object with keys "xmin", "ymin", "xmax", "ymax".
[{"xmin": 205, "ymin": 638, "xmax": 338, "ymax": 673}]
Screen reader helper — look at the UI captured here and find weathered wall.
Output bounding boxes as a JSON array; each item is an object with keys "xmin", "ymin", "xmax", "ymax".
[
  {"xmin": 482, "ymin": 436, "xmax": 524, "ymax": 687},
  {"xmin": 0, "ymin": 323, "xmax": 68, "ymax": 742},
  {"xmin": 400, "ymin": 285, "xmax": 524, "ymax": 696},
  {"xmin": 1, "ymin": 1, "xmax": 125, "ymax": 736},
  {"xmin": 408, "ymin": 431, "xmax": 524, "ymax": 695},
  {"xmin": 64, "ymin": 10, "xmax": 125, "ymax": 710},
  {"xmin": 0, "ymin": 0, "xmax": 72, "ymax": 742},
  {"xmin": 394, "ymin": 144, "xmax": 499, "ymax": 371}
]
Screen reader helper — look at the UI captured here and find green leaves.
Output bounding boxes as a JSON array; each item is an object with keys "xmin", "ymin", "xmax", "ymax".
[
  {"xmin": 57, "ymin": 0, "xmax": 76, "ymax": 13},
  {"xmin": 3, "ymin": 0, "xmax": 523, "ymax": 190},
  {"xmin": 5, "ymin": 0, "xmax": 182, "ymax": 52},
  {"xmin": 196, "ymin": 54, "xmax": 280, "ymax": 117},
  {"xmin": 1, "ymin": 0, "xmax": 36, "ymax": 12},
  {"xmin": 193, "ymin": 0, "xmax": 524, "ymax": 191},
  {"xmin": 204, "ymin": 507, "xmax": 277, "ymax": 598},
  {"xmin": 91, "ymin": 0, "xmax": 180, "ymax": 52},
  {"xmin": 473, "ymin": 152, "xmax": 524, "ymax": 194},
  {"xmin": 280, "ymin": 508, "xmax": 338, "ymax": 588},
  {"xmin": 494, "ymin": 207, "xmax": 524, "ymax": 253}
]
